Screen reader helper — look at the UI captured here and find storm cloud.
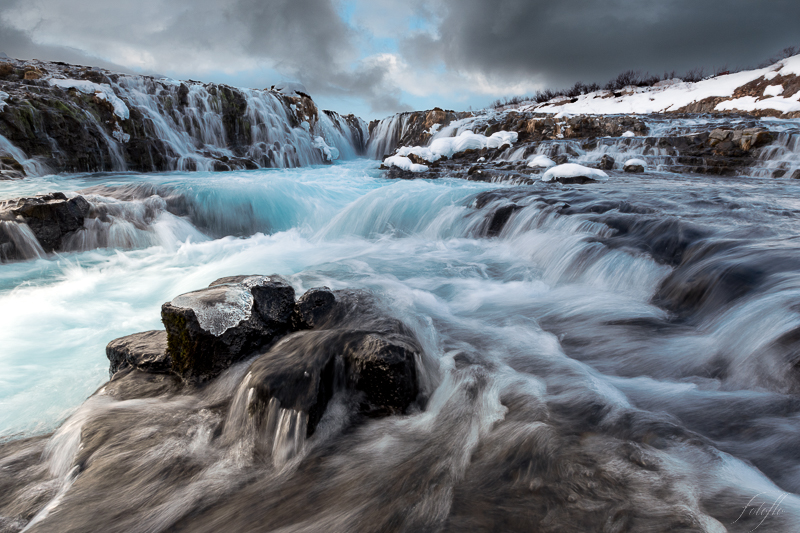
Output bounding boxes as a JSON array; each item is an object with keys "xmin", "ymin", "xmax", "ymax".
[
  {"xmin": 1, "ymin": 0, "xmax": 799, "ymax": 116},
  {"xmin": 407, "ymin": 0, "xmax": 800, "ymax": 89}
]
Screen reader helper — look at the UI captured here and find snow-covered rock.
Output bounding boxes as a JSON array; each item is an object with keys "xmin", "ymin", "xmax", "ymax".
[
  {"xmin": 395, "ymin": 130, "xmax": 518, "ymax": 162},
  {"xmin": 542, "ymin": 163, "xmax": 609, "ymax": 184},
  {"xmin": 527, "ymin": 155, "xmax": 556, "ymax": 169},
  {"xmin": 384, "ymin": 155, "xmax": 428, "ymax": 173},
  {"xmin": 49, "ymin": 78, "xmax": 130, "ymax": 120},
  {"xmin": 622, "ymin": 131, "xmax": 635, "ymax": 138},
  {"xmin": 623, "ymin": 158, "xmax": 647, "ymax": 173}
]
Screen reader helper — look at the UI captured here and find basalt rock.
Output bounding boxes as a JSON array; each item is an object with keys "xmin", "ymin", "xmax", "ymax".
[{"xmin": 0, "ymin": 192, "xmax": 90, "ymax": 251}]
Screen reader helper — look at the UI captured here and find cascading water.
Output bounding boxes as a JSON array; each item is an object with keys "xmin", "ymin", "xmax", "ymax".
[
  {"xmin": 3, "ymin": 156, "xmax": 800, "ymax": 531},
  {"xmin": 0, "ymin": 65, "xmax": 368, "ymax": 176}
]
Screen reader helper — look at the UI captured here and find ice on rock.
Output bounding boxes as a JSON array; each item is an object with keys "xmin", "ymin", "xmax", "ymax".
[
  {"xmin": 313, "ymin": 136, "xmax": 340, "ymax": 161},
  {"xmin": 622, "ymin": 131, "xmax": 635, "ymax": 138},
  {"xmin": 542, "ymin": 163, "xmax": 609, "ymax": 182},
  {"xmin": 171, "ymin": 285, "xmax": 254, "ymax": 336},
  {"xmin": 527, "ymin": 155, "xmax": 556, "ymax": 168},
  {"xmin": 48, "ymin": 79, "xmax": 130, "ymax": 120}
]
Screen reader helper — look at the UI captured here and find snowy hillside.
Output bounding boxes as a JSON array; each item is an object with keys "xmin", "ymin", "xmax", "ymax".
[{"xmin": 518, "ymin": 54, "xmax": 800, "ymax": 117}]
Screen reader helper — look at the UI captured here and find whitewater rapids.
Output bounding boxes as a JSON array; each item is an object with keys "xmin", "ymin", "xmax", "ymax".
[{"xmin": 3, "ymin": 160, "xmax": 800, "ymax": 531}]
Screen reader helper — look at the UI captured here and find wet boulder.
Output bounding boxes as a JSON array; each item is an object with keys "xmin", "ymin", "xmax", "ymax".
[
  {"xmin": 342, "ymin": 333, "xmax": 419, "ymax": 417},
  {"xmin": 598, "ymin": 154, "xmax": 615, "ymax": 170},
  {"xmin": 623, "ymin": 158, "xmax": 646, "ymax": 173},
  {"xmin": 292, "ymin": 287, "xmax": 336, "ymax": 329},
  {"xmin": 245, "ymin": 291, "xmax": 420, "ymax": 436},
  {"xmin": 106, "ymin": 330, "xmax": 170, "ymax": 376},
  {"xmin": 0, "ymin": 192, "xmax": 90, "ymax": 251},
  {"xmin": 161, "ymin": 275, "xmax": 296, "ymax": 381}
]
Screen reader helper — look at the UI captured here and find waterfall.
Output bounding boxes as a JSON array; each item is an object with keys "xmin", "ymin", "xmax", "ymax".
[
  {"xmin": 0, "ymin": 71, "xmax": 367, "ymax": 176},
  {"xmin": 366, "ymin": 112, "xmax": 415, "ymax": 159}
]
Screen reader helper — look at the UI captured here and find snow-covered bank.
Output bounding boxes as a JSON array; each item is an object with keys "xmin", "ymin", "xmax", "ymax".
[{"xmin": 526, "ymin": 54, "xmax": 800, "ymax": 117}]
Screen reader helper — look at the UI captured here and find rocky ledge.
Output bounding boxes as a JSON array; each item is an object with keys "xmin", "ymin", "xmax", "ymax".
[
  {"xmin": 380, "ymin": 120, "xmax": 779, "ymax": 183},
  {"xmin": 106, "ymin": 275, "xmax": 421, "ymax": 435}
]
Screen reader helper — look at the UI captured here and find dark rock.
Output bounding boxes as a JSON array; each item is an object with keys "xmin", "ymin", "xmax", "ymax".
[
  {"xmin": 773, "ymin": 169, "xmax": 787, "ymax": 178},
  {"xmin": 552, "ymin": 175, "xmax": 598, "ymax": 184},
  {"xmin": 342, "ymin": 333, "xmax": 418, "ymax": 417},
  {"xmin": 245, "ymin": 291, "xmax": 420, "ymax": 436},
  {"xmin": 161, "ymin": 275, "xmax": 296, "ymax": 381},
  {"xmin": 791, "ymin": 169, "xmax": 800, "ymax": 180},
  {"xmin": 623, "ymin": 163, "xmax": 645, "ymax": 173},
  {"xmin": 486, "ymin": 204, "xmax": 522, "ymax": 237},
  {"xmin": 598, "ymin": 154, "xmax": 615, "ymax": 170},
  {"xmin": 292, "ymin": 287, "xmax": 336, "ymax": 329},
  {"xmin": 554, "ymin": 154, "xmax": 569, "ymax": 165},
  {"xmin": 407, "ymin": 153, "xmax": 428, "ymax": 166},
  {"xmin": 0, "ymin": 192, "xmax": 90, "ymax": 251},
  {"xmin": 106, "ymin": 330, "xmax": 170, "ymax": 376}
]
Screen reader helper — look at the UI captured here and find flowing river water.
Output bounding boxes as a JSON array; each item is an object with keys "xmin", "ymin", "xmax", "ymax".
[{"xmin": 3, "ymin": 155, "xmax": 800, "ymax": 531}]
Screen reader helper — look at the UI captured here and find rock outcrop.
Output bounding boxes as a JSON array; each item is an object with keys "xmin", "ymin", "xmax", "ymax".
[
  {"xmin": 161, "ymin": 275, "xmax": 296, "ymax": 381},
  {"xmin": 106, "ymin": 330, "xmax": 171, "ymax": 375},
  {"xmin": 103, "ymin": 277, "xmax": 421, "ymax": 438},
  {"xmin": 0, "ymin": 192, "xmax": 89, "ymax": 255}
]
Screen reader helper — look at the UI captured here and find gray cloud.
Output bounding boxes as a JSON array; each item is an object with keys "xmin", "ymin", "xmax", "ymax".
[
  {"xmin": 1, "ymin": 0, "xmax": 800, "ymax": 116},
  {"xmin": 403, "ymin": 0, "xmax": 800, "ymax": 89},
  {"xmin": 0, "ymin": 0, "xmax": 411, "ymax": 113}
]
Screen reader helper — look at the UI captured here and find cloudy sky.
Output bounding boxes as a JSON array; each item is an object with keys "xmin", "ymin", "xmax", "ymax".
[{"xmin": 1, "ymin": 0, "xmax": 799, "ymax": 120}]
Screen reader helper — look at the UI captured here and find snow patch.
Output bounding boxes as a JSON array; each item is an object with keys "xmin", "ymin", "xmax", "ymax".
[
  {"xmin": 624, "ymin": 158, "xmax": 647, "ymax": 169},
  {"xmin": 527, "ymin": 155, "xmax": 556, "ymax": 168},
  {"xmin": 274, "ymin": 81, "xmax": 308, "ymax": 97},
  {"xmin": 48, "ymin": 78, "xmax": 130, "ymax": 120},
  {"xmin": 427, "ymin": 123, "xmax": 441, "ymax": 135},
  {"xmin": 0, "ymin": 91, "xmax": 8, "ymax": 112},
  {"xmin": 716, "ymin": 95, "xmax": 800, "ymax": 114},
  {"xmin": 395, "ymin": 130, "xmax": 518, "ymax": 162},
  {"xmin": 764, "ymin": 84, "xmax": 784, "ymax": 97},
  {"xmin": 384, "ymin": 155, "xmax": 428, "ymax": 173},
  {"xmin": 622, "ymin": 131, "xmax": 635, "ymax": 138},
  {"xmin": 542, "ymin": 163, "xmax": 609, "ymax": 182}
]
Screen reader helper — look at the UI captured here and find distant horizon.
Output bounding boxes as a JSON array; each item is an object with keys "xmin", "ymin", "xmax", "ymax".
[{"xmin": 1, "ymin": 0, "xmax": 799, "ymax": 120}]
